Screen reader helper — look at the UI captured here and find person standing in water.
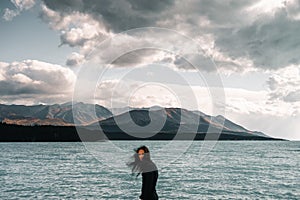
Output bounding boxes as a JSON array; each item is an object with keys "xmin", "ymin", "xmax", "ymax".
[{"xmin": 127, "ymin": 145, "xmax": 159, "ymax": 200}]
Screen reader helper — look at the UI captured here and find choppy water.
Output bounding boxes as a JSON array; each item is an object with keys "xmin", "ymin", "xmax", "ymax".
[{"xmin": 0, "ymin": 141, "xmax": 299, "ymax": 199}]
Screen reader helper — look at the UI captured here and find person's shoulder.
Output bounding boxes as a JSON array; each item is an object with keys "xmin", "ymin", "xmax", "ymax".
[
  {"xmin": 141, "ymin": 160, "xmax": 158, "ymax": 172},
  {"xmin": 149, "ymin": 160, "xmax": 158, "ymax": 169}
]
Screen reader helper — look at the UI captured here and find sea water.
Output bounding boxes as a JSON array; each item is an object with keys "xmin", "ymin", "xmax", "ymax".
[{"xmin": 0, "ymin": 141, "xmax": 299, "ymax": 199}]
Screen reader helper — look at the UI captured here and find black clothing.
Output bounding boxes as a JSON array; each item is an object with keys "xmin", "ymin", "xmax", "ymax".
[{"xmin": 139, "ymin": 161, "xmax": 158, "ymax": 200}]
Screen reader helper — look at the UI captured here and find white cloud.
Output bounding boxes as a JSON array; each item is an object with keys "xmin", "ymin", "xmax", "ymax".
[
  {"xmin": 66, "ymin": 52, "xmax": 84, "ymax": 66},
  {"xmin": 91, "ymin": 77, "xmax": 300, "ymax": 139},
  {"xmin": 59, "ymin": 23, "xmax": 101, "ymax": 47},
  {"xmin": 2, "ymin": 8, "xmax": 19, "ymax": 21},
  {"xmin": 40, "ymin": 5, "xmax": 110, "ymax": 46},
  {"xmin": 267, "ymin": 65, "xmax": 300, "ymax": 102},
  {"xmin": 11, "ymin": 0, "xmax": 36, "ymax": 10},
  {"xmin": 226, "ymin": 110, "xmax": 300, "ymax": 140},
  {"xmin": 0, "ymin": 62, "xmax": 8, "ymax": 81},
  {"xmin": 285, "ymin": 0, "xmax": 300, "ymax": 20},
  {"xmin": 0, "ymin": 60, "xmax": 76, "ymax": 104},
  {"xmin": 40, "ymin": 4, "xmax": 111, "ymax": 67},
  {"xmin": 94, "ymin": 79, "xmax": 195, "ymax": 109},
  {"xmin": 223, "ymin": 88, "xmax": 300, "ymax": 116},
  {"xmin": 2, "ymin": 0, "xmax": 36, "ymax": 21},
  {"xmin": 219, "ymin": 87, "xmax": 300, "ymax": 140},
  {"xmin": 245, "ymin": 0, "xmax": 286, "ymax": 16},
  {"xmin": 11, "ymin": 73, "xmax": 37, "ymax": 84},
  {"xmin": 92, "ymin": 78, "xmax": 221, "ymax": 114}
]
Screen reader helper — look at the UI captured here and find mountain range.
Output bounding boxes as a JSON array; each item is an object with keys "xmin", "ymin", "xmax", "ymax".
[
  {"xmin": 0, "ymin": 102, "xmax": 112, "ymax": 125},
  {"xmin": 0, "ymin": 102, "xmax": 282, "ymax": 141}
]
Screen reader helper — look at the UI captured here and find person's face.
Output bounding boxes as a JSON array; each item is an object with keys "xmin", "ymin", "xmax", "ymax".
[{"xmin": 138, "ymin": 149, "xmax": 145, "ymax": 161}]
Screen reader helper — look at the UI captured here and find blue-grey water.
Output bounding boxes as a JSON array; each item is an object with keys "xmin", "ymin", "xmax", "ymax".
[{"xmin": 0, "ymin": 141, "xmax": 299, "ymax": 199}]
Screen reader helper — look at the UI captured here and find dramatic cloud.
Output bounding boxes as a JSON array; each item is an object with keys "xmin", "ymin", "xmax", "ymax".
[
  {"xmin": 39, "ymin": 0, "xmax": 239, "ymax": 71},
  {"xmin": 216, "ymin": 10, "xmax": 300, "ymax": 69},
  {"xmin": 0, "ymin": 60, "xmax": 75, "ymax": 104},
  {"xmin": 39, "ymin": 0, "xmax": 300, "ymax": 73},
  {"xmin": 2, "ymin": 0, "xmax": 299, "ymax": 139},
  {"xmin": 42, "ymin": 0, "xmax": 174, "ymax": 32},
  {"xmin": 174, "ymin": 0, "xmax": 300, "ymax": 70}
]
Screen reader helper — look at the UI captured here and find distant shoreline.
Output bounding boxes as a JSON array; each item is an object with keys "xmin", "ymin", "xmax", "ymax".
[{"xmin": 0, "ymin": 123, "xmax": 285, "ymax": 142}]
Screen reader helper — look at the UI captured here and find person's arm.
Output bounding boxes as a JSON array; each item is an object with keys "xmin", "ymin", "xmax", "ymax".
[{"xmin": 139, "ymin": 172, "xmax": 154, "ymax": 200}]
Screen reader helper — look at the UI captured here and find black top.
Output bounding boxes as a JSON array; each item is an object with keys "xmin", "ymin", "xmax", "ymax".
[{"xmin": 139, "ymin": 161, "xmax": 159, "ymax": 200}]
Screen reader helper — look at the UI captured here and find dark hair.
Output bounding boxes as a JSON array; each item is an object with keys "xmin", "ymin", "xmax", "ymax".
[
  {"xmin": 127, "ymin": 145, "xmax": 152, "ymax": 177},
  {"xmin": 136, "ymin": 145, "xmax": 151, "ymax": 161}
]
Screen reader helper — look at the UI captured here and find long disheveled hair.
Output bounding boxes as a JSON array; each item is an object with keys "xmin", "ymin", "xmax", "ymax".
[{"xmin": 127, "ymin": 145, "xmax": 153, "ymax": 177}]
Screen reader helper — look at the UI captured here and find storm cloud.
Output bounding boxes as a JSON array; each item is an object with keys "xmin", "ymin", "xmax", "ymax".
[
  {"xmin": 39, "ymin": 0, "xmax": 300, "ymax": 72},
  {"xmin": 42, "ymin": 0, "xmax": 174, "ymax": 32}
]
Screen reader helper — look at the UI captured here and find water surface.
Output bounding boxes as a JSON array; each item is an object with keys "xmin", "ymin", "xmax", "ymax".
[{"xmin": 0, "ymin": 141, "xmax": 299, "ymax": 199}]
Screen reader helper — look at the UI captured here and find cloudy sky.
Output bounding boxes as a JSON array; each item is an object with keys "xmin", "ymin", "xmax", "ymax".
[{"xmin": 0, "ymin": 0, "xmax": 300, "ymax": 140}]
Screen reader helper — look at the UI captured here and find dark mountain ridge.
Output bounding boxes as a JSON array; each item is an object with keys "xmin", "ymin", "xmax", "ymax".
[
  {"xmin": 0, "ymin": 102, "xmax": 282, "ymax": 141},
  {"xmin": 96, "ymin": 108, "xmax": 269, "ymax": 137}
]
